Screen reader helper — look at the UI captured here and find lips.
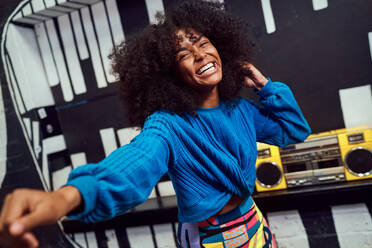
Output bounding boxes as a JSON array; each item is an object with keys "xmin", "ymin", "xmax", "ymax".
[{"xmin": 196, "ymin": 62, "xmax": 217, "ymax": 75}]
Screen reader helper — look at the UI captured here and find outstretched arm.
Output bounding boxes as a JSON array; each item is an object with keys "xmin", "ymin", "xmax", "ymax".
[
  {"xmin": 65, "ymin": 113, "xmax": 171, "ymax": 222},
  {"xmin": 0, "ymin": 112, "xmax": 172, "ymax": 247}
]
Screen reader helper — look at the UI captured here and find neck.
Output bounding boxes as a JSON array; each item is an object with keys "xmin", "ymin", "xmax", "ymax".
[{"xmin": 199, "ymin": 86, "xmax": 220, "ymax": 108}]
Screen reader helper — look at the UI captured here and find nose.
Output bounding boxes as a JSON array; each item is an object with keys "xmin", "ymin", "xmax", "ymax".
[{"xmin": 194, "ymin": 49, "xmax": 207, "ymax": 61}]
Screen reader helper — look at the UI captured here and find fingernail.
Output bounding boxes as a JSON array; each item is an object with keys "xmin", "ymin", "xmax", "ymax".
[{"xmin": 10, "ymin": 222, "xmax": 23, "ymax": 234}]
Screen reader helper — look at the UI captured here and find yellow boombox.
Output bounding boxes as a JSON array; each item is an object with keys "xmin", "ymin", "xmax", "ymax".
[
  {"xmin": 254, "ymin": 126, "xmax": 372, "ymax": 193},
  {"xmin": 255, "ymin": 142, "xmax": 287, "ymax": 192}
]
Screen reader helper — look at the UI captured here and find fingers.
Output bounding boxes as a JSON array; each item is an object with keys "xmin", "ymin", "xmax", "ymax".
[
  {"xmin": 0, "ymin": 191, "xmax": 28, "ymax": 248},
  {"xmin": 0, "ymin": 189, "xmax": 33, "ymax": 236},
  {"xmin": 244, "ymin": 77, "xmax": 258, "ymax": 90},
  {"xmin": 0, "ymin": 189, "xmax": 44, "ymax": 248},
  {"xmin": 1, "ymin": 189, "xmax": 56, "ymax": 235},
  {"xmin": 14, "ymin": 207, "xmax": 53, "ymax": 235},
  {"xmin": 240, "ymin": 62, "xmax": 256, "ymax": 72},
  {"xmin": 241, "ymin": 63, "xmax": 268, "ymax": 90},
  {"xmin": 0, "ymin": 232, "xmax": 39, "ymax": 248},
  {"xmin": 21, "ymin": 232, "xmax": 39, "ymax": 248},
  {"xmin": 9, "ymin": 222, "xmax": 25, "ymax": 236},
  {"xmin": 245, "ymin": 64, "xmax": 263, "ymax": 80},
  {"xmin": 0, "ymin": 187, "xmax": 74, "ymax": 247},
  {"xmin": 2, "ymin": 192, "xmax": 29, "ymax": 234},
  {"xmin": 0, "ymin": 194, "xmax": 12, "ymax": 230}
]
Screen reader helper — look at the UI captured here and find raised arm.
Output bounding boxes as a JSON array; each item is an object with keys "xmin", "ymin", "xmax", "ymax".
[{"xmin": 241, "ymin": 63, "xmax": 311, "ymax": 146}]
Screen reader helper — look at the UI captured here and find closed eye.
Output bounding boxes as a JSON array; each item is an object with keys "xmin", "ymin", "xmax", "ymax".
[
  {"xmin": 200, "ymin": 41, "xmax": 209, "ymax": 47},
  {"xmin": 178, "ymin": 53, "xmax": 189, "ymax": 61}
]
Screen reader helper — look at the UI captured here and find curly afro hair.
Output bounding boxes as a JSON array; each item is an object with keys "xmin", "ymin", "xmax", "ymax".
[{"xmin": 110, "ymin": 1, "xmax": 255, "ymax": 127}]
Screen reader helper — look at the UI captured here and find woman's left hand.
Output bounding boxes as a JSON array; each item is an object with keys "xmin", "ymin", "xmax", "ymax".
[{"xmin": 241, "ymin": 63, "xmax": 268, "ymax": 91}]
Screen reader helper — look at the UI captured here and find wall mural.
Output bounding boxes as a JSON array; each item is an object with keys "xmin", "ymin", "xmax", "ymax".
[{"xmin": 0, "ymin": 0, "xmax": 371, "ymax": 247}]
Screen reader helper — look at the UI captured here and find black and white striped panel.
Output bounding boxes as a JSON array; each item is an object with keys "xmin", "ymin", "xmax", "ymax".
[
  {"xmin": 12, "ymin": 0, "xmax": 99, "ymax": 25},
  {"xmin": 1, "ymin": 0, "xmax": 129, "ymax": 192},
  {"xmin": 8, "ymin": 1, "xmax": 126, "ymax": 106},
  {"xmin": 69, "ymin": 223, "xmax": 179, "ymax": 248},
  {"xmin": 267, "ymin": 202, "xmax": 372, "ymax": 248},
  {"xmin": 0, "ymin": 75, "xmax": 6, "ymax": 186},
  {"xmin": 339, "ymin": 85, "xmax": 372, "ymax": 128},
  {"xmin": 230, "ymin": 0, "xmax": 372, "ymax": 132},
  {"xmin": 259, "ymin": 0, "xmax": 329, "ymax": 34}
]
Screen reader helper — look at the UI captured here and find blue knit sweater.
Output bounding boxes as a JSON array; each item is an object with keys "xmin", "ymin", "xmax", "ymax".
[{"xmin": 66, "ymin": 79, "xmax": 311, "ymax": 223}]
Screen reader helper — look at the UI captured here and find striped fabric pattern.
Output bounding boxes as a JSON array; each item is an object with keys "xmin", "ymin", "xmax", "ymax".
[{"xmin": 178, "ymin": 197, "xmax": 278, "ymax": 248}]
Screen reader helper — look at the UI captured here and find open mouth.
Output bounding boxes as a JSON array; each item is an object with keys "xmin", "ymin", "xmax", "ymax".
[{"xmin": 196, "ymin": 62, "xmax": 216, "ymax": 75}]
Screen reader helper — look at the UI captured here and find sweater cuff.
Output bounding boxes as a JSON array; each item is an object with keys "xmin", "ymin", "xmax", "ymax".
[
  {"xmin": 256, "ymin": 77, "xmax": 274, "ymax": 97},
  {"xmin": 63, "ymin": 175, "xmax": 99, "ymax": 219}
]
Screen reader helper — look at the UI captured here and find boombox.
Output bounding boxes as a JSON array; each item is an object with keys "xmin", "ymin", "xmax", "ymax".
[{"xmin": 255, "ymin": 127, "xmax": 372, "ymax": 192}]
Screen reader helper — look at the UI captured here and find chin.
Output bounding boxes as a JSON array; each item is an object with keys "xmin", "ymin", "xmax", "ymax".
[
  {"xmin": 198, "ymin": 74, "xmax": 222, "ymax": 86},
  {"xmin": 193, "ymin": 81, "xmax": 220, "ymax": 92}
]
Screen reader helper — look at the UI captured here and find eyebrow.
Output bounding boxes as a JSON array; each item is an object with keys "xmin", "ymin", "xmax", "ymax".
[
  {"xmin": 175, "ymin": 47, "xmax": 187, "ymax": 54},
  {"xmin": 175, "ymin": 34, "xmax": 204, "ymax": 54},
  {"xmin": 191, "ymin": 34, "xmax": 203, "ymax": 43}
]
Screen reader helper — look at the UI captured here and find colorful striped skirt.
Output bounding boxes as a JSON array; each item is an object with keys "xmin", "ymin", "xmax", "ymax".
[{"xmin": 177, "ymin": 196, "xmax": 277, "ymax": 248}]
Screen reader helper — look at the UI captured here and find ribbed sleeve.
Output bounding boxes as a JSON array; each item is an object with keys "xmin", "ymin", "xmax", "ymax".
[
  {"xmin": 250, "ymin": 78, "xmax": 311, "ymax": 146},
  {"xmin": 65, "ymin": 113, "xmax": 171, "ymax": 223}
]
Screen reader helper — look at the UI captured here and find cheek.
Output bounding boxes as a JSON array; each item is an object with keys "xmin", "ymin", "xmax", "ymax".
[
  {"xmin": 177, "ymin": 64, "xmax": 195, "ymax": 84},
  {"xmin": 179, "ymin": 63, "xmax": 194, "ymax": 76},
  {"xmin": 210, "ymin": 48, "xmax": 221, "ymax": 62}
]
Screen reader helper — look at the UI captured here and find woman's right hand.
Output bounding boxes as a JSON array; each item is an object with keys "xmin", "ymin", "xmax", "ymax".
[{"xmin": 0, "ymin": 186, "xmax": 82, "ymax": 248}]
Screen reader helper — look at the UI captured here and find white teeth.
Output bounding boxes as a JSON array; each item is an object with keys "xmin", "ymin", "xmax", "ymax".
[{"xmin": 197, "ymin": 63, "xmax": 214, "ymax": 75}]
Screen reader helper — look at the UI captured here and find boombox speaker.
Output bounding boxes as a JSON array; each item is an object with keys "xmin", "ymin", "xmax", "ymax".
[
  {"xmin": 338, "ymin": 128, "xmax": 372, "ymax": 181},
  {"xmin": 255, "ymin": 143, "xmax": 287, "ymax": 192}
]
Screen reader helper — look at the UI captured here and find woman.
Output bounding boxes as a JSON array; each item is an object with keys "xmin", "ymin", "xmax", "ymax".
[{"xmin": 0, "ymin": 1, "xmax": 311, "ymax": 248}]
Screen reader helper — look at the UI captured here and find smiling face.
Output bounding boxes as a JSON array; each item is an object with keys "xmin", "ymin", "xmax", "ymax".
[{"xmin": 174, "ymin": 28, "xmax": 223, "ymax": 91}]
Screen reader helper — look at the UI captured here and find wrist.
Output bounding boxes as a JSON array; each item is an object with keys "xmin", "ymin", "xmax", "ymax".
[
  {"xmin": 53, "ymin": 186, "xmax": 83, "ymax": 217},
  {"xmin": 256, "ymin": 77, "xmax": 268, "ymax": 90}
]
